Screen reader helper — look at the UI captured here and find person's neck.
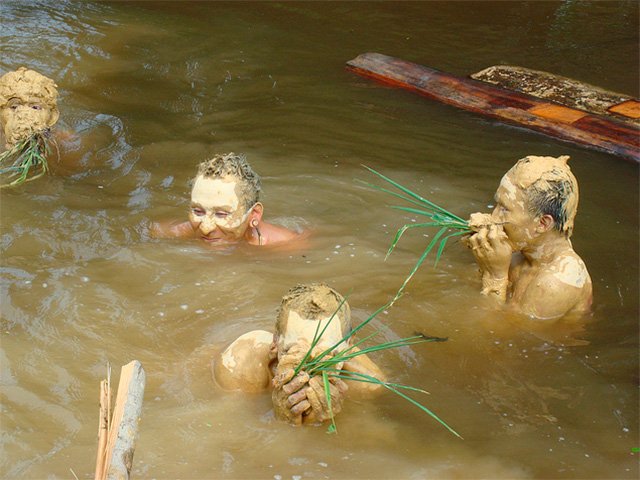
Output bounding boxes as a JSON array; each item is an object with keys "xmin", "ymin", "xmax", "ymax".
[{"xmin": 521, "ymin": 233, "xmax": 572, "ymax": 266}]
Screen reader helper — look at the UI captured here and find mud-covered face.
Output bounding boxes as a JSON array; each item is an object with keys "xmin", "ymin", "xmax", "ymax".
[
  {"xmin": 491, "ymin": 173, "xmax": 539, "ymax": 250},
  {"xmin": 188, "ymin": 175, "xmax": 253, "ymax": 244},
  {"xmin": 277, "ymin": 309, "xmax": 347, "ymax": 354},
  {"xmin": 0, "ymin": 95, "xmax": 58, "ymax": 148}
]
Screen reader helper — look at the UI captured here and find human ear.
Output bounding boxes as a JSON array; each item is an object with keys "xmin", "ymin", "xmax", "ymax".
[
  {"xmin": 537, "ymin": 214, "xmax": 555, "ymax": 233},
  {"xmin": 249, "ymin": 202, "xmax": 264, "ymax": 227},
  {"xmin": 46, "ymin": 107, "xmax": 60, "ymax": 127}
]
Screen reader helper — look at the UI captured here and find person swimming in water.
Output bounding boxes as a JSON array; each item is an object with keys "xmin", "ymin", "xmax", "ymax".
[
  {"xmin": 151, "ymin": 152, "xmax": 300, "ymax": 246},
  {"xmin": 212, "ymin": 283, "xmax": 385, "ymax": 425},
  {"xmin": 466, "ymin": 155, "xmax": 592, "ymax": 320}
]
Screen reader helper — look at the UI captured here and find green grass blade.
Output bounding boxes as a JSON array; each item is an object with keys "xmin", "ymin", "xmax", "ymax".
[
  {"xmin": 305, "ymin": 298, "xmax": 394, "ymax": 369},
  {"xmin": 322, "ymin": 371, "xmax": 337, "ymax": 434},
  {"xmin": 309, "ymin": 334, "xmax": 448, "ymax": 375},
  {"xmin": 389, "ymin": 206, "xmax": 469, "ymax": 230},
  {"xmin": 392, "ymin": 227, "xmax": 448, "ymax": 302},
  {"xmin": 294, "ymin": 293, "xmax": 350, "ymax": 376},
  {"xmin": 387, "ymin": 222, "xmax": 443, "ymax": 259},
  {"xmin": 304, "ymin": 331, "xmax": 381, "ymax": 373},
  {"xmin": 319, "ymin": 369, "xmax": 429, "ymax": 394},
  {"xmin": 384, "ymin": 384, "xmax": 462, "ymax": 439},
  {"xmin": 433, "ymin": 230, "xmax": 471, "ymax": 267},
  {"xmin": 356, "ymin": 179, "xmax": 440, "ymax": 213},
  {"xmin": 362, "ymin": 165, "xmax": 467, "ymax": 223},
  {"xmin": 0, "ymin": 132, "xmax": 50, "ymax": 188},
  {"xmin": 317, "ymin": 369, "xmax": 461, "ymax": 438}
]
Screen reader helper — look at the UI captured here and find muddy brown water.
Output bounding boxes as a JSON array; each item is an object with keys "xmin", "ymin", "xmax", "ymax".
[{"xmin": 1, "ymin": 1, "xmax": 638, "ymax": 478}]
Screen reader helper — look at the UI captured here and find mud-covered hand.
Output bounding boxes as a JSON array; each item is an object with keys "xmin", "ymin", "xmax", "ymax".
[
  {"xmin": 272, "ymin": 342, "xmax": 313, "ymax": 425},
  {"xmin": 303, "ymin": 373, "xmax": 348, "ymax": 424},
  {"xmin": 466, "ymin": 214, "xmax": 512, "ymax": 300},
  {"xmin": 271, "ymin": 343, "xmax": 348, "ymax": 425}
]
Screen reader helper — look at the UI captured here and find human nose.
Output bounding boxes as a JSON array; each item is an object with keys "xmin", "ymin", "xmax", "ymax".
[{"xmin": 198, "ymin": 215, "xmax": 218, "ymax": 235}]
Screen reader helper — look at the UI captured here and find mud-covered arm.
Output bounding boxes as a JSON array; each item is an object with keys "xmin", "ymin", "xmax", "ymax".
[{"xmin": 212, "ymin": 330, "xmax": 274, "ymax": 393}]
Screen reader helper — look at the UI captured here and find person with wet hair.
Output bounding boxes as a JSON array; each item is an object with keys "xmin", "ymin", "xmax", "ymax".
[
  {"xmin": 151, "ymin": 152, "xmax": 300, "ymax": 246},
  {"xmin": 466, "ymin": 155, "xmax": 592, "ymax": 319},
  {"xmin": 213, "ymin": 283, "xmax": 385, "ymax": 426},
  {"xmin": 0, "ymin": 67, "xmax": 60, "ymax": 152}
]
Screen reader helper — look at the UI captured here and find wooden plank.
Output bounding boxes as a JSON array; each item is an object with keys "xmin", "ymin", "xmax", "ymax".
[
  {"xmin": 471, "ymin": 65, "xmax": 638, "ymax": 125},
  {"xmin": 100, "ymin": 361, "xmax": 146, "ymax": 480},
  {"xmin": 528, "ymin": 104, "xmax": 588, "ymax": 124},
  {"xmin": 346, "ymin": 53, "xmax": 639, "ymax": 163},
  {"xmin": 94, "ymin": 378, "xmax": 110, "ymax": 480},
  {"xmin": 609, "ymin": 99, "xmax": 640, "ymax": 119}
]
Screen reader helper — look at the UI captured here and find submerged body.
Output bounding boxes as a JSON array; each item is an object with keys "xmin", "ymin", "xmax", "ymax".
[
  {"xmin": 213, "ymin": 283, "xmax": 385, "ymax": 425},
  {"xmin": 467, "ymin": 155, "xmax": 592, "ymax": 320},
  {"xmin": 152, "ymin": 153, "xmax": 301, "ymax": 247},
  {"xmin": 0, "ymin": 67, "xmax": 99, "ymax": 182}
]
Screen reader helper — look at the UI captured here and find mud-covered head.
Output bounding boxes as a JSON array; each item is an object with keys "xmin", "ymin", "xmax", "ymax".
[
  {"xmin": 0, "ymin": 67, "xmax": 60, "ymax": 149},
  {"xmin": 275, "ymin": 283, "xmax": 351, "ymax": 352},
  {"xmin": 505, "ymin": 155, "xmax": 579, "ymax": 238},
  {"xmin": 189, "ymin": 152, "xmax": 264, "ymax": 244},
  {"xmin": 195, "ymin": 152, "xmax": 261, "ymax": 211}
]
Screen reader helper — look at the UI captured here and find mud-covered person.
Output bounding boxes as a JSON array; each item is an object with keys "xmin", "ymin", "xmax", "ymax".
[
  {"xmin": 213, "ymin": 283, "xmax": 385, "ymax": 425},
  {"xmin": 151, "ymin": 152, "xmax": 301, "ymax": 246},
  {"xmin": 466, "ymin": 155, "xmax": 592, "ymax": 320},
  {"xmin": 0, "ymin": 67, "xmax": 82, "ymax": 169}
]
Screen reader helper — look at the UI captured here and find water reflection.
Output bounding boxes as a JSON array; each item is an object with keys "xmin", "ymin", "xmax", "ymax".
[{"xmin": 1, "ymin": 1, "xmax": 638, "ymax": 479}]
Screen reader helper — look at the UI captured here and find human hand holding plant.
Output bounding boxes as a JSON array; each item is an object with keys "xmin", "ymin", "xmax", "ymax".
[
  {"xmin": 272, "ymin": 342, "xmax": 348, "ymax": 425},
  {"xmin": 466, "ymin": 213, "xmax": 512, "ymax": 299}
]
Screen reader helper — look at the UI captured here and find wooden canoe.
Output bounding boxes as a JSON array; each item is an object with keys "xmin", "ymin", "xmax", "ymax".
[
  {"xmin": 346, "ymin": 53, "xmax": 639, "ymax": 163},
  {"xmin": 471, "ymin": 65, "xmax": 639, "ymax": 126}
]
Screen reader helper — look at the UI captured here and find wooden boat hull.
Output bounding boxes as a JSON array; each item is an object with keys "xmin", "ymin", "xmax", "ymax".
[
  {"xmin": 346, "ymin": 53, "xmax": 639, "ymax": 163},
  {"xmin": 471, "ymin": 65, "xmax": 639, "ymax": 126}
]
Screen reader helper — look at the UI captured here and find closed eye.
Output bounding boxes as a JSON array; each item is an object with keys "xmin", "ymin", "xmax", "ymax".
[
  {"xmin": 215, "ymin": 211, "xmax": 229, "ymax": 218},
  {"xmin": 191, "ymin": 207, "xmax": 206, "ymax": 216}
]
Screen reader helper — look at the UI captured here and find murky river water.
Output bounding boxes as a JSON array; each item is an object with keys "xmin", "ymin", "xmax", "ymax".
[{"xmin": 1, "ymin": 1, "xmax": 638, "ymax": 478}]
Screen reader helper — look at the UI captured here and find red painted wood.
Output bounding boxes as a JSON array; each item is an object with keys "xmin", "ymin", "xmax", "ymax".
[{"xmin": 346, "ymin": 53, "xmax": 639, "ymax": 163}]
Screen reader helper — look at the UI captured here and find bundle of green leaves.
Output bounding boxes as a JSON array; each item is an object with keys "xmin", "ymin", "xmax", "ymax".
[
  {"xmin": 361, "ymin": 165, "xmax": 471, "ymax": 300},
  {"xmin": 0, "ymin": 131, "xmax": 53, "ymax": 188},
  {"xmin": 294, "ymin": 296, "xmax": 461, "ymax": 437}
]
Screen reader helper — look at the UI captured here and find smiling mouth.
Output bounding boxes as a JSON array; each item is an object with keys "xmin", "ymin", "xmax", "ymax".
[{"xmin": 200, "ymin": 236, "xmax": 223, "ymax": 243}]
